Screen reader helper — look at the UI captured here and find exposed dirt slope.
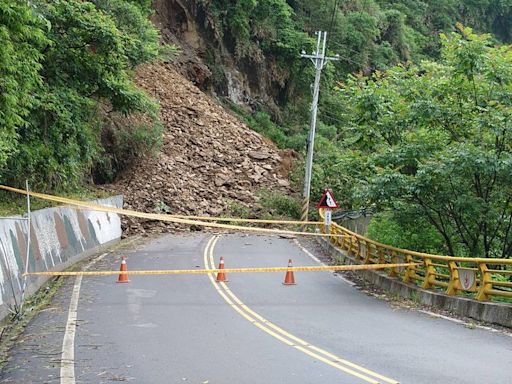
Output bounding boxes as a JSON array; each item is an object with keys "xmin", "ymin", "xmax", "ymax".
[{"xmin": 107, "ymin": 63, "xmax": 295, "ymax": 235}]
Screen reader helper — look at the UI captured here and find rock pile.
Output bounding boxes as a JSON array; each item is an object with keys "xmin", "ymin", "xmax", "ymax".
[{"xmin": 107, "ymin": 63, "xmax": 295, "ymax": 236}]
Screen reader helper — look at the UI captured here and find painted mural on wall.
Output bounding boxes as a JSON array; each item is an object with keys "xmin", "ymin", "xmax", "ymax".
[{"xmin": 0, "ymin": 196, "xmax": 122, "ymax": 315}]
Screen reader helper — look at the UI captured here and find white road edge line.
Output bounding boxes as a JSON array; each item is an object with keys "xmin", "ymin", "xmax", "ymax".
[
  {"xmin": 292, "ymin": 239, "xmax": 511, "ymax": 338},
  {"xmin": 418, "ymin": 310, "xmax": 512, "ymax": 338},
  {"xmin": 60, "ymin": 275, "xmax": 81, "ymax": 384},
  {"xmin": 292, "ymin": 238, "xmax": 356, "ymax": 286},
  {"xmin": 60, "ymin": 252, "xmax": 109, "ymax": 384}
]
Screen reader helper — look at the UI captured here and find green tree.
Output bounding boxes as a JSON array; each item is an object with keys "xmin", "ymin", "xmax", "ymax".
[
  {"xmin": 2, "ymin": 0, "xmax": 164, "ymax": 190},
  {"xmin": 94, "ymin": 0, "xmax": 160, "ymax": 67},
  {"xmin": 367, "ymin": 211, "xmax": 445, "ymax": 253},
  {"xmin": 336, "ymin": 25, "xmax": 512, "ymax": 258},
  {"xmin": 0, "ymin": 2, "xmax": 47, "ymax": 170}
]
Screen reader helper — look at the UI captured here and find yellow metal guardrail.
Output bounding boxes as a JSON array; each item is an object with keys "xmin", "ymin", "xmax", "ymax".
[
  {"xmin": 2, "ymin": 183, "xmax": 510, "ymax": 301},
  {"xmin": 319, "ymin": 209, "xmax": 512, "ymax": 302}
]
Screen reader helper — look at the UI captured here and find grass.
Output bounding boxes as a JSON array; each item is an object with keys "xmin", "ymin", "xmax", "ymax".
[
  {"xmin": 225, "ymin": 200, "xmax": 251, "ymax": 220},
  {"xmin": 491, "ymin": 294, "xmax": 512, "ymax": 304},
  {"xmin": 0, "ymin": 186, "xmax": 112, "ymax": 217},
  {"xmin": 0, "ymin": 276, "xmax": 64, "ymax": 370},
  {"xmin": 258, "ymin": 189, "xmax": 301, "ymax": 220},
  {"xmin": 0, "ymin": 235, "xmax": 143, "ymax": 372}
]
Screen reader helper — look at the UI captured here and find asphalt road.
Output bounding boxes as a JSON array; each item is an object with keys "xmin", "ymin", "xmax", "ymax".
[{"xmin": 1, "ymin": 233, "xmax": 511, "ymax": 383}]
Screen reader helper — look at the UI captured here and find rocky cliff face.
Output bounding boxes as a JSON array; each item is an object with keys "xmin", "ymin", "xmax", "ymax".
[
  {"xmin": 107, "ymin": 63, "xmax": 295, "ymax": 235},
  {"xmin": 103, "ymin": 2, "xmax": 301, "ymax": 235},
  {"xmin": 151, "ymin": 0, "xmax": 286, "ymax": 118}
]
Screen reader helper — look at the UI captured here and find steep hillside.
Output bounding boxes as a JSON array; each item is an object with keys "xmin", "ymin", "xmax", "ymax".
[
  {"xmin": 151, "ymin": 0, "xmax": 512, "ymax": 120},
  {"xmin": 107, "ymin": 63, "xmax": 295, "ymax": 235}
]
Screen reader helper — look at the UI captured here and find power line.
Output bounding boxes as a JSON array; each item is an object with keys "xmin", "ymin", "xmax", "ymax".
[
  {"xmin": 318, "ymin": 113, "xmax": 346, "ymax": 126},
  {"xmin": 328, "ymin": 0, "xmax": 340, "ymax": 38},
  {"xmin": 333, "ymin": 54, "xmax": 368, "ymax": 69},
  {"xmin": 328, "ymin": 41, "xmax": 371, "ymax": 65},
  {"xmin": 312, "ymin": 49, "xmax": 368, "ymax": 71}
]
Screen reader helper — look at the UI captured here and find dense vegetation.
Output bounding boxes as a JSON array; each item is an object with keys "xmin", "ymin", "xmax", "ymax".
[
  {"xmin": 0, "ymin": 0, "xmax": 173, "ymax": 191},
  {"xmin": 200, "ymin": 0, "xmax": 512, "ymax": 112},
  {"xmin": 295, "ymin": 0, "xmax": 512, "ymax": 67},
  {"xmin": 337, "ymin": 25, "xmax": 512, "ymax": 258},
  {"xmin": 2, "ymin": 0, "xmax": 512, "ymax": 258},
  {"xmin": 200, "ymin": 0, "xmax": 512, "ymax": 257}
]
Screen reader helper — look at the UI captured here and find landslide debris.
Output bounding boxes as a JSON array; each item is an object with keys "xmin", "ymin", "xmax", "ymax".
[{"xmin": 107, "ymin": 63, "xmax": 295, "ymax": 236}]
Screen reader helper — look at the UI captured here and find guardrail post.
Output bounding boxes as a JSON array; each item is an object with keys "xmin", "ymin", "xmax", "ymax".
[
  {"xmin": 389, "ymin": 251, "xmax": 398, "ymax": 277},
  {"xmin": 422, "ymin": 258, "xmax": 435, "ymax": 289},
  {"xmin": 340, "ymin": 231, "xmax": 348, "ymax": 250},
  {"xmin": 355, "ymin": 236, "xmax": 361, "ymax": 260},
  {"xmin": 363, "ymin": 241, "xmax": 371, "ymax": 264},
  {"xmin": 378, "ymin": 247, "xmax": 385, "ymax": 264},
  {"xmin": 476, "ymin": 263, "xmax": 491, "ymax": 301},
  {"xmin": 333, "ymin": 227, "xmax": 341, "ymax": 247},
  {"xmin": 318, "ymin": 212, "xmax": 510, "ymax": 302},
  {"xmin": 347, "ymin": 235, "xmax": 353, "ymax": 257},
  {"xmin": 446, "ymin": 261, "xmax": 459, "ymax": 295},
  {"xmin": 367, "ymin": 243, "xmax": 374, "ymax": 263},
  {"xmin": 403, "ymin": 255, "xmax": 416, "ymax": 283}
]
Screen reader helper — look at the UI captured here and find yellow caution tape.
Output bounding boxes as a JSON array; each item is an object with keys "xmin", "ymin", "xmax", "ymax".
[
  {"xmin": 23, "ymin": 263, "xmax": 417, "ymax": 276},
  {"xmin": 74, "ymin": 206, "xmax": 322, "ymax": 225},
  {"xmin": 0, "ymin": 185, "xmax": 335, "ymax": 238},
  {"xmin": 157, "ymin": 213, "xmax": 321, "ymax": 226}
]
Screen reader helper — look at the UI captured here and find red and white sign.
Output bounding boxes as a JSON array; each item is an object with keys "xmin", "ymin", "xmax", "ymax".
[
  {"xmin": 459, "ymin": 269, "xmax": 476, "ymax": 291},
  {"xmin": 316, "ymin": 189, "xmax": 339, "ymax": 209}
]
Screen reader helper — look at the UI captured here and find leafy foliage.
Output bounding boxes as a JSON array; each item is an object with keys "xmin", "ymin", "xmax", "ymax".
[
  {"xmin": 201, "ymin": 0, "xmax": 310, "ymax": 61},
  {"xmin": 296, "ymin": 0, "xmax": 512, "ymax": 70},
  {"xmin": 94, "ymin": 116, "xmax": 163, "ymax": 184},
  {"xmin": 258, "ymin": 189, "xmax": 302, "ymax": 219},
  {"xmin": 335, "ymin": 26, "xmax": 512, "ymax": 258},
  {"xmin": 244, "ymin": 112, "xmax": 303, "ymax": 150},
  {"xmin": 0, "ymin": 0, "xmax": 171, "ymax": 191},
  {"xmin": 0, "ymin": 2, "xmax": 47, "ymax": 170},
  {"xmin": 205, "ymin": 1, "xmax": 512, "ymax": 229},
  {"xmin": 367, "ymin": 211, "xmax": 445, "ymax": 253},
  {"xmin": 8, "ymin": 86, "xmax": 98, "ymax": 190}
]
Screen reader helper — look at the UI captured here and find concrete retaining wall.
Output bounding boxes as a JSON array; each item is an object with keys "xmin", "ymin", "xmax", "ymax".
[
  {"xmin": 0, "ymin": 196, "xmax": 123, "ymax": 320},
  {"xmin": 319, "ymin": 238, "xmax": 512, "ymax": 328}
]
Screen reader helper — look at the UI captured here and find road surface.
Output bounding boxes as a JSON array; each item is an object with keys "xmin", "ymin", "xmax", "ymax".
[{"xmin": 0, "ymin": 233, "xmax": 511, "ymax": 383}]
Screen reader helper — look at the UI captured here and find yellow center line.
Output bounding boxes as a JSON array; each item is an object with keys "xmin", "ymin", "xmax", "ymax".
[{"xmin": 203, "ymin": 235, "xmax": 400, "ymax": 384}]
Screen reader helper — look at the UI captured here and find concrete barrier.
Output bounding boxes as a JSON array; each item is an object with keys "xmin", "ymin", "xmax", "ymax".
[
  {"xmin": 319, "ymin": 237, "xmax": 512, "ymax": 328},
  {"xmin": 0, "ymin": 196, "xmax": 123, "ymax": 320}
]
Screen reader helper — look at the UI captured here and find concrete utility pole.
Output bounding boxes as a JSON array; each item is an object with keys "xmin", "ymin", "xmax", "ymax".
[{"xmin": 300, "ymin": 31, "xmax": 339, "ymax": 227}]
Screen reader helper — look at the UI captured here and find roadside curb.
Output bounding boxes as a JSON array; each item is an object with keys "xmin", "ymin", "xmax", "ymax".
[{"xmin": 317, "ymin": 237, "xmax": 512, "ymax": 329}]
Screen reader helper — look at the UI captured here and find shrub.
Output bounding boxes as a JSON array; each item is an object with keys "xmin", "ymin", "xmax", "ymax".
[
  {"xmin": 259, "ymin": 189, "xmax": 301, "ymax": 219},
  {"xmin": 367, "ymin": 211, "xmax": 445, "ymax": 254}
]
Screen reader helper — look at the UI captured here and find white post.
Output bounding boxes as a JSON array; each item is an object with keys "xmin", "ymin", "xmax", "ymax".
[
  {"xmin": 300, "ymin": 32, "xmax": 339, "ymax": 228},
  {"xmin": 18, "ymin": 180, "xmax": 32, "ymax": 317},
  {"xmin": 324, "ymin": 208, "xmax": 332, "ymax": 236}
]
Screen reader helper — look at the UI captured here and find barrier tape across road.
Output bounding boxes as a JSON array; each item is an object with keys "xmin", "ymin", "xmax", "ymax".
[
  {"xmin": 154, "ymin": 213, "xmax": 322, "ymax": 225},
  {"xmin": 0, "ymin": 185, "xmax": 337, "ymax": 238},
  {"xmin": 23, "ymin": 263, "xmax": 417, "ymax": 277}
]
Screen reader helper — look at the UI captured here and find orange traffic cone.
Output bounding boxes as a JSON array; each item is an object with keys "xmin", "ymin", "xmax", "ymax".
[
  {"xmin": 283, "ymin": 259, "xmax": 296, "ymax": 285},
  {"xmin": 216, "ymin": 256, "xmax": 228, "ymax": 282},
  {"xmin": 117, "ymin": 256, "xmax": 130, "ymax": 283}
]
